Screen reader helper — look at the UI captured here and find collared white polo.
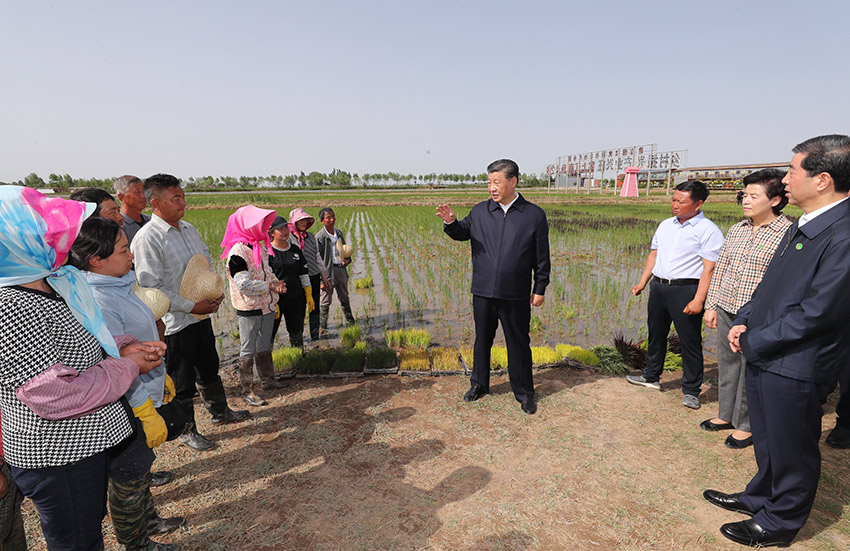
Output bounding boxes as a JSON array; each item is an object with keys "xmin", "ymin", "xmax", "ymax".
[{"xmin": 651, "ymin": 211, "xmax": 724, "ymax": 280}]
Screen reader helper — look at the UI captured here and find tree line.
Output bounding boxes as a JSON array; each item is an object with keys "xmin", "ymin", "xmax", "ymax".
[{"xmin": 3, "ymin": 169, "xmax": 549, "ymax": 191}]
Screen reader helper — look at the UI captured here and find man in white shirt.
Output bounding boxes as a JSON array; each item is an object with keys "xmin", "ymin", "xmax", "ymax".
[
  {"xmin": 132, "ymin": 174, "xmax": 249, "ymax": 451},
  {"xmin": 627, "ymin": 180, "xmax": 724, "ymax": 409}
]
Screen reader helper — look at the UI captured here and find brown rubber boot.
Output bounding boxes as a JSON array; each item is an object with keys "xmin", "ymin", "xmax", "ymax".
[
  {"xmin": 238, "ymin": 356, "xmax": 267, "ymax": 406},
  {"xmin": 255, "ymin": 350, "xmax": 287, "ymax": 390}
]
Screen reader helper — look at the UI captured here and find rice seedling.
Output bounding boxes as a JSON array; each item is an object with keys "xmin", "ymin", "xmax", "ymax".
[
  {"xmin": 333, "ymin": 342, "xmax": 366, "ymax": 373},
  {"xmin": 272, "ymin": 347, "xmax": 302, "ymax": 373},
  {"xmin": 385, "ymin": 328, "xmax": 431, "ymax": 349},
  {"xmin": 299, "ymin": 348, "xmax": 340, "ymax": 375},
  {"xmin": 531, "ymin": 346, "xmax": 561, "ymax": 365},
  {"xmin": 556, "ymin": 344, "xmax": 600, "ymax": 366},
  {"xmin": 529, "ymin": 315, "xmax": 543, "ymax": 334},
  {"xmin": 365, "ymin": 346, "xmax": 397, "ymax": 370},
  {"xmin": 490, "ymin": 346, "xmax": 508, "ymax": 369},
  {"xmin": 340, "ymin": 324, "xmax": 362, "ymax": 348},
  {"xmin": 431, "ymin": 347, "xmax": 462, "ymax": 372},
  {"xmin": 399, "ymin": 349, "xmax": 430, "ymax": 372},
  {"xmin": 664, "ymin": 351, "xmax": 683, "ymax": 371},
  {"xmin": 590, "ymin": 345, "xmax": 629, "ymax": 375},
  {"xmin": 354, "ymin": 276, "xmax": 373, "ymax": 289}
]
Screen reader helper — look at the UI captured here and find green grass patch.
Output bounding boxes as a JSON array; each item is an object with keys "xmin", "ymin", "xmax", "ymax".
[
  {"xmin": 663, "ymin": 351, "xmax": 683, "ymax": 371},
  {"xmin": 490, "ymin": 346, "xmax": 508, "ymax": 369}
]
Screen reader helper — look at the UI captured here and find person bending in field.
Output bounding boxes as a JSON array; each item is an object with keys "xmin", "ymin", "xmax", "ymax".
[{"xmin": 315, "ymin": 207, "xmax": 355, "ymax": 335}]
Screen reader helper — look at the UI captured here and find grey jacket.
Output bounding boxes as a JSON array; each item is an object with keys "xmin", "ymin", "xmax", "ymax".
[{"xmin": 315, "ymin": 226, "xmax": 349, "ymax": 282}]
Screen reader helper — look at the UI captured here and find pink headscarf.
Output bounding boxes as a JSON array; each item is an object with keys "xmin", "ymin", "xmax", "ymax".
[
  {"xmin": 288, "ymin": 207, "xmax": 315, "ymax": 250},
  {"xmin": 220, "ymin": 205, "xmax": 277, "ymax": 268}
]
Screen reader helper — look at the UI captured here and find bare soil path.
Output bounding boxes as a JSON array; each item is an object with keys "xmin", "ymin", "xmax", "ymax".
[{"xmin": 22, "ymin": 366, "xmax": 850, "ymax": 550}]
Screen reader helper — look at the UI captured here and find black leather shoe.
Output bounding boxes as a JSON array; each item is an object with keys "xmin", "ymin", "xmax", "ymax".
[
  {"xmin": 177, "ymin": 428, "xmax": 216, "ymax": 451},
  {"xmin": 700, "ymin": 418, "xmax": 734, "ymax": 431},
  {"xmin": 703, "ymin": 490, "xmax": 755, "ymax": 516},
  {"xmin": 826, "ymin": 424, "xmax": 850, "ymax": 449},
  {"xmin": 148, "ymin": 515, "xmax": 187, "ymax": 535},
  {"xmin": 463, "ymin": 384, "xmax": 487, "ymax": 402},
  {"xmin": 720, "ymin": 519, "xmax": 793, "ymax": 547},
  {"xmin": 725, "ymin": 434, "xmax": 753, "ymax": 449},
  {"xmin": 210, "ymin": 408, "xmax": 251, "ymax": 425},
  {"xmin": 149, "ymin": 470, "xmax": 174, "ymax": 487},
  {"xmin": 521, "ymin": 400, "xmax": 537, "ymax": 415}
]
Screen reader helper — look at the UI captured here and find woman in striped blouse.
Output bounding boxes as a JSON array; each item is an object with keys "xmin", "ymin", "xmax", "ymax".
[{"xmin": 702, "ymin": 169, "xmax": 792, "ymax": 449}]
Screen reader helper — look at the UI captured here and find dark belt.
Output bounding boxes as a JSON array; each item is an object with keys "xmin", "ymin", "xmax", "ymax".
[{"xmin": 653, "ymin": 276, "xmax": 699, "ymax": 286}]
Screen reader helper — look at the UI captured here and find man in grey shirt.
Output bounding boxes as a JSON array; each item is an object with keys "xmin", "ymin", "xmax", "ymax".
[
  {"xmin": 113, "ymin": 175, "xmax": 151, "ymax": 244},
  {"xmin": 131, "ymin": 173, "xmax": 249, "ymax": 451}
]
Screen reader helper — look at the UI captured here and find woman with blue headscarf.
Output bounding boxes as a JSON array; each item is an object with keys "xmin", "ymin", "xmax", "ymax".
[{"xmin": 0, "ymin": 186, "xmax": 165, "ymax": 551}]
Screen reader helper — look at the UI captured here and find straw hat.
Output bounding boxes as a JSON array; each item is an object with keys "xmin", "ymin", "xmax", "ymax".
[
  {"xmin": 336, "ymin": 238, "xmax": 353, "ymax": 260},
  {"xmin": 133, "ymin": 285, "xmax": 170, "ymax": 321},
  {"xmin": 180, "ymin": 254, "xmax": 224, "ymax": 319}
]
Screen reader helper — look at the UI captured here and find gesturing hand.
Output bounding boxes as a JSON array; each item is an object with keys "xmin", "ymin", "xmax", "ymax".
[{"xmin": 435, "ymin": 204, "xmax": 456, "ymax": 224}]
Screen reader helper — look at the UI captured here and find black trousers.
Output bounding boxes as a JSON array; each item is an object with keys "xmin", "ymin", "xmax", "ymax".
[
  {"xmin": 739, "ymin": 367, "xmax": 831, "ymax": 535},
  {"xmin": 643, "ymin": 279, "xmax": 704, "ymax": 396},
  {"xmin": 164, "ymin": 319, "xmax": 222, "ymax": 403},
  {"xmin": 12, "ymin": 452, "xmax": 109, "ymax": 551},
  {"xmin": 471, "ymin": 295, "xmax": 534, "ymax": 403},
  {"xmin": 272, "ymin": 295, "xmax": 306, "ymax": 345}
]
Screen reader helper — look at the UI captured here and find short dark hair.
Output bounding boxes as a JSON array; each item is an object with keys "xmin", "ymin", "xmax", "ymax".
[
  {"xmin": 487, "ymin": 159, "xmax": 519, "ymax": 181},
  {"xmin": 143, "ymin": 173, "xmax": 182, "ymax": 203},
  {"xmin": 742, "ymin": 168, "xmax": 788, "ymax": 214},
  {"xmin": 318, "ymin": 207, "xmax": 335, "ymax": 222},
  {"xmin": 69, "ymin": 187, "xmax": 116, "ymax": 217},
  {"xmin": 68, "ymin": 217, "xmax": 122, "ymax": 271},
  {"xmin": 675, "ymin": 180, "xmax": 709, "ymax": 202},
  {"xmin": 792, "ymin": 134, "xmax": 850, "ymax": 193}
]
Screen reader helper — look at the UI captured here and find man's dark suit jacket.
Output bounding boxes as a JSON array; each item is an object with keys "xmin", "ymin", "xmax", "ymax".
[
  {"xmin": 735, "ymin": 199, "xmax": 850, "ymax": 384},
  {"xmin": 444, "ymin": 193, "xmax": 550, "ymax": 300}
]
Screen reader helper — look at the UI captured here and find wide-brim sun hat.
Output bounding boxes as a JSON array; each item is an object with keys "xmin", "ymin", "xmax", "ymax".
[
  {"xmin": 180, "ymin": 254, "xmax": 224, "ymax": 320},
  {"xmin": 134, "ymin": 285, "xmax": 170, "ymax": 321},
  {"xmin": 336, "ymin": 238, "xmax": 353, "ymax": 260}
]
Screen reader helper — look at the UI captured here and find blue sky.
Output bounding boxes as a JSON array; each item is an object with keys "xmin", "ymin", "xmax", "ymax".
[{"xmin": 1, "ymin": 1, "xmax": 847, "ymax": 182}]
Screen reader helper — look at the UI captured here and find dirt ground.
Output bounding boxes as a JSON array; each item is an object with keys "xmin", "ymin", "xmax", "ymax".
[{"xmin": 21, "ymin": 364, "xmax": 850, "ymax": 551}]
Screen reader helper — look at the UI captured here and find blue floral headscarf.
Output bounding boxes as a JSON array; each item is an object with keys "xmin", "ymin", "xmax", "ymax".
[{"xmin": 0, "ymin": 186, "xmax": 120, "ymax": 357}]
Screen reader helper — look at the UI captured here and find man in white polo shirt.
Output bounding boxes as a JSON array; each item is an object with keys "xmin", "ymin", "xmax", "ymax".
[{"xmin": 627, "ymin": 180, "xmax": 725, "ymax": 409}]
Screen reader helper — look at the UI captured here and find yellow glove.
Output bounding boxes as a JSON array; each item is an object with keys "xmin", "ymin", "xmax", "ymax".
[
  {"xmin": 132, "ymin": 398, "xmax": 168, "ymax": 449},
  {"xmin": 162, "ymin": 374, "xmax": 176, "ymax": 404},
  {"xmin": 305, "ymin": 286, "xmax": 315, "ymax": 312},
  {"xmin": 275, "ymin": 303, "xmax": 281, "ymax": 319}
]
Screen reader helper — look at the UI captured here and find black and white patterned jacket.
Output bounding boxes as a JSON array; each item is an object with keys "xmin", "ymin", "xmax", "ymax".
[{"xmin": 0, "ymin": 287, "xmax": 132, "ymax": 469}]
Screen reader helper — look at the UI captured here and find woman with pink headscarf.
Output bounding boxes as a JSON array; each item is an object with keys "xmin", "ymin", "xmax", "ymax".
[{"xmin": 221, "ymin": 205, "xmax": 287, "ymax": 407}]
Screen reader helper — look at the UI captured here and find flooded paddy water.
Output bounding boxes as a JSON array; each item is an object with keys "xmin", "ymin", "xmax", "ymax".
[{"xmin": 185, "ymin": 191, "xmax": 775, "ymax": 360}]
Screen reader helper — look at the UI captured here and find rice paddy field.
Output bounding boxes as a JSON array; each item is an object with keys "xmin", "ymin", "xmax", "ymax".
[{"xmin": 186, "ymin": 188, "xmax": 800, "ymax": 356}]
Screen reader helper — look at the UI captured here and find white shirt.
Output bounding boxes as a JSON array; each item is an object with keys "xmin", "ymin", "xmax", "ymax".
[
  {"xmin": 651, "ymin": 211, "xmax": 725, "ymax": 280},
  {"xmin": 499, "ymin": 193, "xmax": 520, "ymax": 214},
  {"xmin": 798, "ymin": 197, "xmax": 849, "ymax": 227},
  {"xmin": 131, "ymin": 214, "xmax": 214, "ymax": 334}
]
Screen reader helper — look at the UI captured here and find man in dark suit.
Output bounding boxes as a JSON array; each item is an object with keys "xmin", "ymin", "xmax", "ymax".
[
  {"xmin": 704, "ymin": 134, "xmax": 850, "ymax": 547},
  {"xmin": 436, "ymin": 159, "xmax": 550, "ymax": 414}
]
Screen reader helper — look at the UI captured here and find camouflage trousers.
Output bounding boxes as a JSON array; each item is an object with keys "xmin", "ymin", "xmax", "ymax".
[{"xmin": 108, "ymin": 473, "xmax": 156, "ymax": 548}]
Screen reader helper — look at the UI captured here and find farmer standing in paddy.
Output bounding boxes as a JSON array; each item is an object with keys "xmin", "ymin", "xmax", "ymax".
[{"xmin": 436, "ymin": 159, "xmax": 550, "ymax": 414}]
